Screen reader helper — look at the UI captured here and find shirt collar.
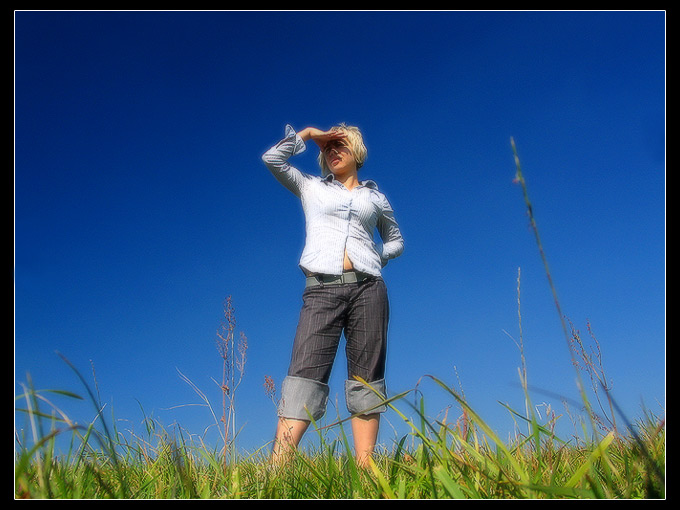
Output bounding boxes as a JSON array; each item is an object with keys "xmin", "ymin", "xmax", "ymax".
[{"xmin": 323, "ymin": 173, "xmax": 379, "ymax": 190}]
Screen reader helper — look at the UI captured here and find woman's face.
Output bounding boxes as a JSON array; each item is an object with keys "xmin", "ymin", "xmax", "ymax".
[{"xmin": 323, "ymin": 138, "xmax": 356, "ymax": 176}]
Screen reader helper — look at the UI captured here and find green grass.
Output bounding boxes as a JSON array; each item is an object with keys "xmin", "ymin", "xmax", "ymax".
[
  {"xmin": 15, "ymin": 140, "xmax": 665, "ymax": 499},
  {"xmin": 14, "ymin": 366, "xmax": 665, "ymax": 499}
]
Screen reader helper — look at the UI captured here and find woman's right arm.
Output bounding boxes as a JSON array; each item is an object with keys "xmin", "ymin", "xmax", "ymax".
[
  {"xmin": 296, "ymin": 127, "xmax": 317, "ymax": 142},
  {"xmin": 262, "ymin": 125, "xmax": 348, "ymax": 195},
  {"xmin": 297, "ymin": 127, "xmax": 347, "ymax": 147},
  {"xmin": 261, "ymin": 125, "xmax": 311, "ymax": 196}
]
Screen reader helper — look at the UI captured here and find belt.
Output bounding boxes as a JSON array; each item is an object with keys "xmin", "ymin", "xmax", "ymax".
[{"xmin": 305, "ymin": 271, "xmax": 373, "ymax": 288}]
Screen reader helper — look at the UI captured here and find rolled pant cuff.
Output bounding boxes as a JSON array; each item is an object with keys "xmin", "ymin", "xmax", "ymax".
[
  {"xmin": 345, "ymin": 378, "xmax": 387, "ymax": 415},
  {"xmin": 278, "ymin": 376, "xmax": 329, "ymax": 421}
]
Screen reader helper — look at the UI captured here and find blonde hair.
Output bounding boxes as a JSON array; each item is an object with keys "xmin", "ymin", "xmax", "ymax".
[{"xmin": 317, "ymin": 123, "xmax": 367, "ymax": 176}]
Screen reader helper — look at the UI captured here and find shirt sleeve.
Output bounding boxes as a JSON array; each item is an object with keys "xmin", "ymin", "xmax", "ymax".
[
  {"xmin": 261, "ymin": 124, "xmax": 312, "ymax": 197},
  {"xmin": 376, "ymin": 193, "xmax": 404, "ymax": 266}
]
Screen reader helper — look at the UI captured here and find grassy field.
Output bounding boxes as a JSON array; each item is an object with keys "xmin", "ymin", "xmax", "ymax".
[
  {"xmin": 14, "ymin": 141, "xmax": 665, "ymax": 499},
  {"xmin": 14, "ymin": 363, "xmax": 666, "ymax": 499}
]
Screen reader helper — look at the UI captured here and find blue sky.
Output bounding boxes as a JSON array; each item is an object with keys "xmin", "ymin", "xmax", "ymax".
[{"xmin": 15, "ymin": 11, "xmax": 665, "ymax": 455}]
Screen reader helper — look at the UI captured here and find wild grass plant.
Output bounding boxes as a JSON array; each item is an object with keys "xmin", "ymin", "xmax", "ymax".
[{"xmin": 14, "ymin": 140, "xmax": 665, "ymax": 499}]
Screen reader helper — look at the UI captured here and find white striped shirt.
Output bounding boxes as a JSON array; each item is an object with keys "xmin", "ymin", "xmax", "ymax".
[{"xmin": 262, "ymin": 125, "xmax": 404, "ymax": 277}]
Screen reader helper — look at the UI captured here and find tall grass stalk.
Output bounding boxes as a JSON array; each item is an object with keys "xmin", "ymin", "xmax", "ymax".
[
  {"xmin": 512, "ymin": 140, "xmax": 594, "ymax": 426},
  {"xmin": 214, "ymin": 296, "xmax": 248, "ymax": 469}
]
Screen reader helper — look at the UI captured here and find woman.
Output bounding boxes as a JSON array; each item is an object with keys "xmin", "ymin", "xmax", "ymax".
[{"xmin": 261, "ymin": 123, "xmax": 404, "ymax": 467}]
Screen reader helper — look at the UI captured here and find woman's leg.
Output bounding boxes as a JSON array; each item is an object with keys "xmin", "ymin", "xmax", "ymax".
[
  {"xmin": 344, "ymin": 278, "xmax": 390, "ymax": 467},
  {"xmin": 271, "ymin": 417, "xmax": 309, "ymax": 465},
  {"xmin": 273, "ymin": 284, "xmax": 347, "ymax": 462},
  {"xmin": 351, "ymin": 413, "xmax": 380, "ymax": 468}
]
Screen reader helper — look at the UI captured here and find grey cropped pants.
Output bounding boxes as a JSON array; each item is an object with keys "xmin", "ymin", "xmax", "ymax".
[{"xmin": 278, "ymin": 276, "xmax": 389, "ymax": 421}]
